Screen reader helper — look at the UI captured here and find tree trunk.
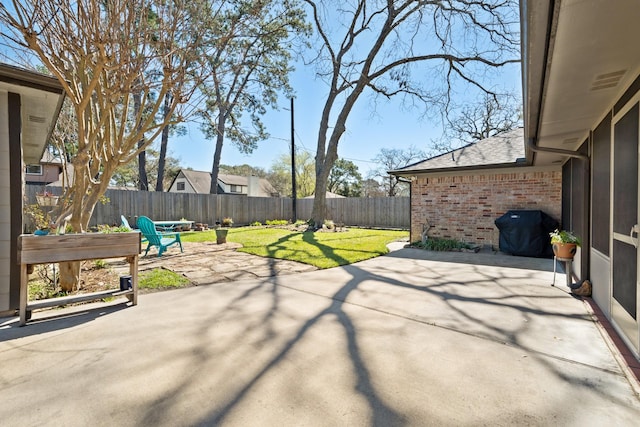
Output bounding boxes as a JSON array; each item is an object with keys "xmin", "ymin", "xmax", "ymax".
[
  {"xmin": 209, "ymin": 112, "xmax": 226, "ymax": 194},
  {"xmin": 134, "ymin": 92, "xmax": 148, "ymax": 191},
  {"xmin": 58, "ymin": 260, "xmax": 81, "ymax": 292},
  {"xmin": 156, "ymin": 92, "xmax": 172, "ymax": 192},
  {"xmin": 138, "ymin": 143, "xmax": 148, "ymax": 191},
  {"xmin": 311, "ymin": 176, "xmax": 328, "ymax": 229}
]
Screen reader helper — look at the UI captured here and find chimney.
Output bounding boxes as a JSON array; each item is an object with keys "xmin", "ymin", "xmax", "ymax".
[{"xmin": 247, "ymin": 175, "xmax": 260, "ymax": 197}]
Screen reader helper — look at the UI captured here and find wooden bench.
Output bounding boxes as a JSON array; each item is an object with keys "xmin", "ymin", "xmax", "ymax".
[{"xmin": 18, "ymin": 232, "xmax": 141, "ymax": 326}]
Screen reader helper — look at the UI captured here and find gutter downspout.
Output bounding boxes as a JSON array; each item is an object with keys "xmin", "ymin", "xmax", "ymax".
[{"xmin": 526, "ymin": 138, "xmax": 589, "ymax": 161}]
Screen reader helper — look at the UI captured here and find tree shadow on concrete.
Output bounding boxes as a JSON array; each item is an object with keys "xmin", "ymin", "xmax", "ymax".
[{"xmin": 136, "ymin": 246, "xmax": 638, "ymax": 425}]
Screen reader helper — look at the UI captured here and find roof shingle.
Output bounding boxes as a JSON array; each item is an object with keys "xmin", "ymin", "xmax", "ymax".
[{"xmin": 393, "ymin": 128, "xmax": 525, "ymax": 174}]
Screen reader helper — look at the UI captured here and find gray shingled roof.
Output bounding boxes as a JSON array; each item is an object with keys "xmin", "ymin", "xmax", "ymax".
[
  {"xmin": 181, "ymin": 169, "xmax": 213, "ymax": 194},
  {"xmin": 392, "ymin": 128, "xmax": 525, "ymax": 174},
  {"xmin": 178, "ymin": 169, "xmax": 278, "ymax": 196}
]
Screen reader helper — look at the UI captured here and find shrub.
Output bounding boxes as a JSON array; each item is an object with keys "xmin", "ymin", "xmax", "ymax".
[
  {"xmin": 24, "ymin": 203, "xmax": 52, "ymax": 232},
  {"xmin": 98, "ymin": 224, "xmax": 131, "ymax": 233},
  {"xmin": 93, "ymin": 259, "xmax": 107, "ymax": 269},
  {"xmin": 411, "ymin": 237, "xmax": 471, "ymax": 252},
  {"xmin": 221, "ymin": 217, "xmax": 234, "ymax": 227},
  {"xmin": 250, "ymin": 221, "xmax": 262, "ymax": 226},
  {"xmin": 265, "ymin": 219, "xmax": 288, "ymax": 226}
]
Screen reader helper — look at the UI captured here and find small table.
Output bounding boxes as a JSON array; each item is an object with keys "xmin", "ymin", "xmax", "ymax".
[{"xmin": 152, "ymin": 220, "xmax": 194, "ymax": 232}]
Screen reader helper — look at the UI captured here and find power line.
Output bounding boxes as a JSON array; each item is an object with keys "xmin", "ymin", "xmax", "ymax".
[{"xmin": 292, "ymin": 130, "xmax": 380, "ymax": 165}]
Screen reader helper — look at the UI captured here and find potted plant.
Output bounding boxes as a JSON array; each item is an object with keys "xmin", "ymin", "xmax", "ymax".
[
  {"xmin": 180, "ymin": 217, "xmax": 191, "ymax": 231},
  {"xmin": 549, "ymin": 229, "xmax": 581, "ymax": 259},
  {"xmin": 215, "ymin": 217, "xmax": 233, "ymax": 244},
  {"xmin": 24, "ymin": 203, "xmax": 53, "ymax": 235},
  {"xmin": 35, "ymin": 190, "xmax": 59, "ymax": 207}
]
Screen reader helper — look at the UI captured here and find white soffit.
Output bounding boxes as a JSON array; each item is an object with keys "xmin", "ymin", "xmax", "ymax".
[
  {"xmin": 538, "ymin": 0, "xmax": 640, "ymax": 151},
  {"xmin": 0, "ymin": 66, "xmax": 64, "ymax": 165}
]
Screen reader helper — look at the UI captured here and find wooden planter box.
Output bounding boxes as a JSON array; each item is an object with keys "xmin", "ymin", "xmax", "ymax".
[{"xmin": 18, "ymin": 232, "xmax": 141, "ymax": 326}]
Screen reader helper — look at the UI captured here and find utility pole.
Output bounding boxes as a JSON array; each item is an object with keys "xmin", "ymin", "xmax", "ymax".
[{"xmin": 290, "ymin": 97, "xmax": 297, "ymax": 222}]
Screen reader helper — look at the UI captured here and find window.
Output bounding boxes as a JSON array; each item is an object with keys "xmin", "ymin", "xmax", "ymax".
[
  {"xmin": 177, "ymin": 182, "xmax": 185, "ymax": 191},
  {"xmin": 230, "ymin": 185, "xmax": 243, "ymax": 193},
  {"xmin": 25, "ymin": 164, "xmax": 43, "ymax": 175}
]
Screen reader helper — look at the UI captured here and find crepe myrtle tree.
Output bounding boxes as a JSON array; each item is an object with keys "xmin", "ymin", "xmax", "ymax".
[
  {"xmin": 302, "ymin": 0, "xmax": 520, "ymax": 227},
  {"xmin": 0, "ymin": 0, "xmax": 208, "ymax": 290}
]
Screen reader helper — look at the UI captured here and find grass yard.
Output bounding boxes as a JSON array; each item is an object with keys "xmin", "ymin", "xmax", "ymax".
[{"xmin": 182, "ymin": 227, "xmax": 408, "ymax": 269}]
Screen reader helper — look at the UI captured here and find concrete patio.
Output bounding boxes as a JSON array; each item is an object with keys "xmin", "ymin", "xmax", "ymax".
[{"xmin": 1, "ymin": 247, "xmax": 639, "ymax": 426}]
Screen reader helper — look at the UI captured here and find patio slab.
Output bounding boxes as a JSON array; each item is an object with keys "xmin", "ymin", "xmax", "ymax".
[{"xmin": 1, "ymin": 248, "xmax": 639, "ymax": 426}]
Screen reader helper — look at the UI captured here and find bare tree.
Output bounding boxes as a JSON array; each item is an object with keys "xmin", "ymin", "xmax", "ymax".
[
  {"xmin": 430, "ymin": 92, "xmax": 522, "ymax": 155},
  {"xmin": 370, "ymin": 146, "xmax": 425, "ymax": 197},
  {"xmin": 0, "ymin": 0, "xmax": 206, "ymax": 289},
  {"xmin": 361, "ymin": 178, "xmax": 386, "ymax": 198},
  {"xmin": 302, "ymin": 0, "xmax": 519, "ymax": 227}
]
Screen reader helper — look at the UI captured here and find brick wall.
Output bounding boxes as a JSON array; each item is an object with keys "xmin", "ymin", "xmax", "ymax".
[{"xmin": 411, "ymin": 168, "xmax": 562, "ymax": 248}]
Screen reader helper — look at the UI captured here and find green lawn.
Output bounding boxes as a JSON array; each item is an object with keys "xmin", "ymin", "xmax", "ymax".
[{"xmin": 181, "ymin": 227, "xmax": 408, "ymax": 268}]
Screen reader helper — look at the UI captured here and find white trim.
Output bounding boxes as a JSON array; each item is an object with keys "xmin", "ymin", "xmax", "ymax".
[
  {"xmin": 25, "ymin": 164, "xmax": 43, "ymax": 175},
  {"xmin": 612, "ymin": 91, "xmax": 640, "ymax": 122},
  {"xmin": 610, "ymin": 90, "xmax": 640, "ymax": 352},
  {"xmin": 410, "ymin": 164, "xmax": 561, "ymax": 179}
]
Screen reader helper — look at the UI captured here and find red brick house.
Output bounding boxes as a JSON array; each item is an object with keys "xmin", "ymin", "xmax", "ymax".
[{"xmin": 392, "ymin": 128, "xmax": 562, "ymax": 249}]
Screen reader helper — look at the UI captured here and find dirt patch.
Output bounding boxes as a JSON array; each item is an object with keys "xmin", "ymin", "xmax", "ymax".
[
  {"xmin": 78, "ymin": 261, "xmax": 122, "ymax": 293},
  {"xmin": 28, "ymin": 259, "xmax": 187, "ymax": 300}
]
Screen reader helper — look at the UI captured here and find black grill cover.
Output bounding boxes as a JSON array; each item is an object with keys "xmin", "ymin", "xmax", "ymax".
[{"xmin": 494, "ymin": 210, "xmax": 559, "ymax": 258}]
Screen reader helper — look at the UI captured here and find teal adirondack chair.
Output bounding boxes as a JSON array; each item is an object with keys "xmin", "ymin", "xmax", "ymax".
[
  {"xmin": 121, "ymin": 215, "xmax": 148, "ymax": 244},
  {"xmin": 137, "ymin": 216, "xmax": 183, "ymax": 257}
]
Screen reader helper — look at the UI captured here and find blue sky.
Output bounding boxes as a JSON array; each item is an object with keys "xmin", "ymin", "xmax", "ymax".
[
  {"xmin": 169, "ymin": 58, "xmax": 522, "ymax": 177},
  {"xmin": 0, "ymin": 3, "xmax": 521, "ymax": 178}
]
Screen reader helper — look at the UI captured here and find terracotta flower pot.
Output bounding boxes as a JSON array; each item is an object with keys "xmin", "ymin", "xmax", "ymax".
[{"xmin": 552, "ymin": 242, "xmax": 577, "ymax": 259}]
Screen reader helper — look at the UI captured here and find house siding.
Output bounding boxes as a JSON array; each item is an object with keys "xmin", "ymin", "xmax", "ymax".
[
  {"xmin": 411, "ymin": 167, "xmax": 562, "ymax": 247},
  {"xmin": 25, "ymin": 164, "xmax": 62, "ymax": 184}
]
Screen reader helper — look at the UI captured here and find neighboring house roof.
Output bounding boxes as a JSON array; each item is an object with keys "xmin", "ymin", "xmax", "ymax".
[
  {"xmin": 218, "ymin": 173, "xmax": 249, "ymax": 186},
  {"xmin": 171, "ymin": 169, "xmax": 279, "ymax": 197},
  {"xmin": 391, "ymin": 128, "xmax": 525, "ymax": 175},
  {"xmin": 303, "ymin": 191, "xmax": 346, "ymax": 199},
  {"xmin": 179, "ymin": 169, "xmax": 213, "ymax": 194},
  {"xmin": 39, "ymin": 151, "xmax": 63, "ymax": 165}
]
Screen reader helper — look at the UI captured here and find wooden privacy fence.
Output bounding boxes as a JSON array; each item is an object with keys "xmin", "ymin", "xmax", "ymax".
[{"xmin": 25, "ymin": 185, "xmax": 409, "ymax": 229}]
